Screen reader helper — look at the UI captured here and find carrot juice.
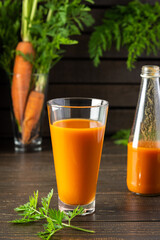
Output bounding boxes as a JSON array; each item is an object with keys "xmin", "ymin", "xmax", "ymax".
[
  {"xmin": 127, "ymin": 141, "xmax": 160, "ymax": 195},
  {"xmin": 49, "ymin": 119, "xmax": 105, "ymax": 205}
]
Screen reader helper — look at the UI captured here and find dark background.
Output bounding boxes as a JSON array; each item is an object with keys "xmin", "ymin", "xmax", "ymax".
[{"xmin": 0, "ymin": 0, "xmax": 159, "ymax": 139}]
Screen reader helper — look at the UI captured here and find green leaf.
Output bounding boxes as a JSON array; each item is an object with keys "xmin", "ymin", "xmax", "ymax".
[
  {"xmin": 10, "ymin": 189, "xmax": 94, "ymax": 238},
  {"xmin": 112, "ymin": 129, "xmax": 130, "ymax": 146},
  {"xmin": 85, "ymin": 0, "xmax": 94, "ymax": 4},
  {"xmin": 65, "ymin": 206, "xmax": 84, "ymax": 224},
  {"xmin": 14, "ymin": 202, "xmax": 30, "ymax": 213},
  {"xmin": 16, "ymin": 50, "xmax": 35, "ymax": 64},
  {"xmin": 0, "ymin": 0, "xmax": 94, "ymax": 79},
  {"xmin": 41, "ymin": 189, "xmax": 53, "ymax": 215},
  {"xmin": 48, "ymin": 209, "xmax": 64, "ymax": 225},
  {"xmin": 113, "ymin": 139, "xmax": 129, "ymax": 146},
  {"xmin": 89, "ymin": 0, "xmax": 160, "ymax": 70},
  {"xmin": 0, "ymin": 0, "xmax": 21, "ymax": 74},
  {"xmin": 27, "ymin": 0, "xmax": 95, "ymax": 75}
]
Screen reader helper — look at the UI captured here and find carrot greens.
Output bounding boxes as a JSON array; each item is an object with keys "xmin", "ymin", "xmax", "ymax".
[
  {"xmin": 21, "ymin": 0, "xmax": 38, "ymax": 41},
  {"xmin": 112, "ymin": 129, "xmax": 130, "ymax": 146},
  {"xmin": 0, "ymin": 0, "xmax": 21, "ymax": 75},
  {"xmin": 30, "ymin": 0, "xmax": 94, "ymax": 74},
  {"xmin": 17, "ymin": 0, "xmax": 94, "ymax": 90},
  {"xmin": 89, "ymin": 0, "xmax": 160, "ymax": 70},
  {"xmin": 1, "ymin": 0, "xmax": 94, "ymax": 145},
  {"xmin": 11, "ymin": 189, "xmax": 94, "ymax": 239},
  {"xmin": 0, "ymin": 0, "xmax": 94, "ymax": 79}
]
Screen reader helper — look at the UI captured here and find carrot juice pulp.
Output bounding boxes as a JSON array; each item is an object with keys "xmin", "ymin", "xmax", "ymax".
[
  {"xmin": 50, "ymin": 119, "xmax": 105, "ymax": 205},
  {"xmin": 127, "ymin": 141, "xmax": 160, "ymax": 195}
]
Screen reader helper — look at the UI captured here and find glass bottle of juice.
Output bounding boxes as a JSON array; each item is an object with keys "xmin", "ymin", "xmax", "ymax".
[{"xmin": 127, "ymin": 65, "xmax": 160, "ymax": 195}]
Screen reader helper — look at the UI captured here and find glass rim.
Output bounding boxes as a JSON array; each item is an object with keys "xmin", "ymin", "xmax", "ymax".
[{"xmin": 47, "ymin": 97, "xmax": 109, "ymax": 109}]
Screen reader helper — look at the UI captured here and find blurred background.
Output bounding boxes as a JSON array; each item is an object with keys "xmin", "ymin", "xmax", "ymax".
[{"xmin": 0, "ymin": 0, "xmax": 159, "ymax": 141}]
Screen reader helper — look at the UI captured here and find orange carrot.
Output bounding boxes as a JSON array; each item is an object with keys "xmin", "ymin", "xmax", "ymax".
[
  {"xmin": 11, "ymin": 41, "xmax": 35, "ymax": 125},
  {"xmin": 22, "ymin": 90, "xmax": 45, "ymax": 144}
]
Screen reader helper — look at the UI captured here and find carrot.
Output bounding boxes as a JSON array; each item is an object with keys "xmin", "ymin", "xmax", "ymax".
[
  {"xmin": 22, "ymin": 90, "xmax": 45, "ymax": 144},
  {"xmin": 11, "ymin": 41, "xmax": 35, "ymax": 125}
]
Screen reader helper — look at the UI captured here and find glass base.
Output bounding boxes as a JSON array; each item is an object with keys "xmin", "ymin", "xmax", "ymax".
[
  {"xmin": 14, "ymin": 137, "xmax": 42, "ymax": 152},
  {"xmin": 58, "ymin": 198, "xmax": 95, "ymax": 215}
]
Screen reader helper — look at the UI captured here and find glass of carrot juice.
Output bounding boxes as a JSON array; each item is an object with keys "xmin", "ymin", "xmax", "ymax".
[{"xmin": 47, "ymin": 98, "xmax": 109, "ymax": 215}]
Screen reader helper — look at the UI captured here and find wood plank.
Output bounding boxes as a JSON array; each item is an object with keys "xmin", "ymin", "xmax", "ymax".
[
  {"xmin": 1, "ymin": 221, "xmax": 160, "ymax": 240},
  {"xmin": 50, "ymin": 60, "xmax": 160, "ymax": 84},
  {"xmin": 90, "ymin": 8, "xmax": 106, "ymax": 27},
  {"xmin": 1, "ymin": 148, "xmax": 160, "ymax": 224},
  {"xmin": 63, "ymin": 34, "xmax": 160, "ymax": 59},
  {"xmin": 1, "ymin": 56, "xmax": 160, "ymax": 85},
  {"xmin": 47, "ymin": 84, "xmax": 139, "ymax": 107},
  {"xmin": 0, "ymin": 109, "xmax": 134, "ymax": 137},
  {"xmin": 0, "ymin": 83, "xmax": 140, "ymax": 109},
  {"xmin": 1, "ymin": 139, "xmax": 160, "ymax": 239},
  {"xmin": 0, "ymin": 61, "xmax": 144, "ymax": 91},
  {"xmin": 1, "ymin": 59, "xmax": 160, "ymax": 92}
]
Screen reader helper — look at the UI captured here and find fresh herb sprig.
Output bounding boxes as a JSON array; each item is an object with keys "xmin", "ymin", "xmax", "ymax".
[
  {"xmin": 11, "ymin": 189, "xmax": 94, "ymax": 239},
  {"xmin": 112, "ymin": 129, "xmax": 130, "ymax": 146},
  {"xmin": 89, "ymin": 0, "xmax": 160, "ymax": 70}
]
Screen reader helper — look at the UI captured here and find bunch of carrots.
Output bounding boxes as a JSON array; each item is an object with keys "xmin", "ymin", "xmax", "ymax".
[
  {"xmin": 10, "ymin": 0, "xmax": 94, "ymax": 145},
  {"xmin": 11, "ymin": 0, "xmax": 44, "ymax": 144},
  {"xmin": 12, "ymin": 41, "xmax": 45, "ymax": 144}
]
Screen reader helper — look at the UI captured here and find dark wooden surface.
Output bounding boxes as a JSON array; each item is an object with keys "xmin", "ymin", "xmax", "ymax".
[
  {"xmin": 1, "ymin": 0, "xmax": 160, "ymax": 137},
  {"xmin": 1, "ymin": 139, "xmax": 160, "ymax": 239}
]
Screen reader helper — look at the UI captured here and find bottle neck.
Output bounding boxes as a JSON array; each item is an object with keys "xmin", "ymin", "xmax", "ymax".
[{"xmin": 131, "ymin": 76, "xmax": 160, "ymax": 147}]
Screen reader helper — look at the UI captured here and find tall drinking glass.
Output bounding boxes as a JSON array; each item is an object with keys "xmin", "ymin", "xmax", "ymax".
[{"xmin": 47, "ymin": 98, "xmax": 109, "ymax": 215}]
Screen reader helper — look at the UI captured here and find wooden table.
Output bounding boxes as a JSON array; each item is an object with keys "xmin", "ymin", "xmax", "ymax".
[{"xmin": 1, "ymin": 139, "xmax": 160, "ymax": 239}]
